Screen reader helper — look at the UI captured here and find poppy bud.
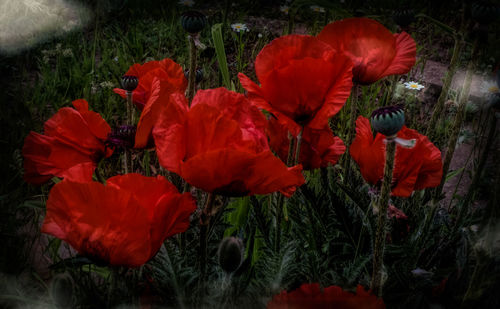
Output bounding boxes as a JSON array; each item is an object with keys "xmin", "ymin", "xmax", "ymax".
[
  {"xmin": 184, "ymin": 68, "xmax": 204, "ymax": 83},
  {"xmin": 180, "ymin": 11, "xmax": 207, "ymax": 34},
  {"xmin": 370, "ymin": 105, "xmax": 405, "ymax": 137},
  {"xmin": 122, "ymin": 75, "xmax": 138, "ymax": 91},
  {"xmin": 50, "ymin": 273, "xmax": 75, "ymax": 308},
  {"xmin": 217, "ymin": 237, "xmax": 244, "ymax": 273}
]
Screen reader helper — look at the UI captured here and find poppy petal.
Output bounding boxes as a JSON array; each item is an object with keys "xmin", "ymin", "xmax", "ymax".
[
  {"xmin": 381, "ymin": 32, "xmax": 417, "ymax": 78},
  {"xmin": 180, "ymin": 149, "xmax": 304, "ymax": 197},
  {"xmin": 152, "ymin": 93, "xmax": 189, "ymax": 174}
]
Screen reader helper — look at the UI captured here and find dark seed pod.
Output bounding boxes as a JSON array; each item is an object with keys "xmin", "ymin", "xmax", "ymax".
[
  {"xmin": 50, "ymin": 272, "xmax": 75, "ymax": 309},
  {"xmin": 370, "ymin": 105, "xmax": 405, "ymax": 136},
  {"xmin": 180, "ymin": 11, "xmax": 207, "ymax": 34},
  {"xmin": 218, "ymin": 237, "xmax": 244, "ymax": 273},
  {"xmin": 184, "ymin": 68, "xmax": 204, "ymax": 83},
  {"xmin": 122, "ymin": 75, "xmax": 138, "ymax": 91},
  {"xmin": 392, "ymin": 8, "xmax": 415, "ymax": 29}
]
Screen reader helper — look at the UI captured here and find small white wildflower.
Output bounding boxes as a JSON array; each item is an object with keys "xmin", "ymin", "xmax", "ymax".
[
  {"xmin": 62, "ymin": 48, "xmax": 73, "ymax": 57},
  {"xmin": 113, "ymin": 56, "xmax": 119, "ymax": 62},
  {"xmin": 310, "ymin": 5, "xmax": 326, "ymax": 13},
  {"xmin": 231, "ymin": 23, "xmax": 248, "ymax": 33},
  {"xmin": 258, "ymin": 33, "xmax": 263, "ymax": 38},
  {"xmin": 280, "ymin": 5, "xmax": 290, "ymax": 14},
  {"xmin": 90, "ymin": 83, "xmax": 98, "ymax": 94},
  {"xmin": 404, "ymin": 81, "xmax": 425, "ymax": 91},
  {"xmin": 178, "ymin": 0, "xmax": 194, "ymax": 6},
  {"xmin": 99, "ymin": 81, "xmax": 115, "ymax": 89}
]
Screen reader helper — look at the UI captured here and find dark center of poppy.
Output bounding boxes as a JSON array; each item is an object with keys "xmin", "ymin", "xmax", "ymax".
[{"xmin": 105, "ymin": 125, "xmax": 136, "ymax": 151}]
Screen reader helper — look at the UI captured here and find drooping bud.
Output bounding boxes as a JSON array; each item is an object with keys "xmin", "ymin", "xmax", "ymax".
[
  {"xmin": 121, "ymin": 75, "xmax": 138, "ymax": 91},
  {"xmin": 370, "ymin": 105, "xmax": 405, "ymax": 137},
  {"xmin": 50, "ymin": 272, "xmax": 75, "ymax": 308},
  {"xmin": 217, "ymin": 237, "xmax": 244, "ymax": 273},
  {"xmin": 180, "ymin": 11, "xmax": 207, "ymax": 34}
]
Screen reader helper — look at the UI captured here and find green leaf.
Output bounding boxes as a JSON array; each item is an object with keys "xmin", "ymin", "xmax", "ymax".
[
  {"xmin": 445, "ymin": 167, "xmax": 464, "ymax": 183},
  {"xmin": 224, "ymin": 196, "xmax": 250, "ymax": 237},
  {"xmin": 211, "ymin": 23, "xmax": 231, "ymax": 89}
]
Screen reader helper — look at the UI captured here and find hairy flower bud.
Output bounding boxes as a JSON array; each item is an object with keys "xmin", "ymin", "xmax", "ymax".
[
  {"xmin": 50, "ymin": 273, "xmax": 75, "ymax": 308},
  {"xmin": 218, "ymin": 237, "xmax": 244, "ymax": 273}
]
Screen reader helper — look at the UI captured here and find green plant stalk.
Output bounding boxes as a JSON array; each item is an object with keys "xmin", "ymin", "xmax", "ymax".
[
  {"xmin": 211, "ymin": 23, "xmax": 231, "ymax": 89},
  {"xmin": 187, "ymin": 35, "xmax": 197, "ymax": 104},
  {"xmin": 275, "ymin": 133, "xmax": 296, "ymax": 252},
  {"xmin": 126, "ymin": 90, "xmax": 134, "ymax": 125},
  {"xmin": 426, "ymin": 38, "xmax": 464, "ymax": 139},
  {"xmin": 199, "ymin": 193, "xmax": 216, "ymax": 278},
  {"xmin": 294, "ymin": 127, "xmax": 303, "ymax": 166},
  {"xmin": 342, "ymin": 83, "xmax": 359, "ymax": 183},
  {"xmin": 433, "ymin": 41, "xmax": 476, "ymax": 199},
  {"xmin": 370, "ymin": 137, "xmax": 396, "ymax": 297},
  {"xmin": 457, "ymin": 112, "xmax": 497, "ymax": 226}
]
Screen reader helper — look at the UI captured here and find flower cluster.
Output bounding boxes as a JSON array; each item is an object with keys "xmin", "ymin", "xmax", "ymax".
[{"xmin": 21, "ymin": 17, "xmax": 442, "ymax": 276}]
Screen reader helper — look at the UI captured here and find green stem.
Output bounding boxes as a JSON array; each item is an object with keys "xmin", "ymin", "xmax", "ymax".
[
  {"xmin": 187, "ymin": 35, "xmax": 198, "ymax": 105},
  {"xmin": 126, "ymin": 90, "xmax": 134, "ymax": 125},
  {"xmin": 199, "ymin": 193, "xmax": 216, "ymax": 279},
  {"xmin": 426, "ymin": 37, "xmax": 464, "ymax": 139},
  {"xmin": 294, "ymin": 127, "xmax": 303, "ymax": 166},
  {"xmin": 370, "ymin": 137, "xmax": 396, "ymax": 297},
  {"xmin": 275, "ymin": 133, "xmax": 296, "ymax": 252},
  {"xmin": 342, "ymin": 83, "xmax": 359, "ymax": 183},
  {"xmin": 434, "ymin": 39, "xmax": 477, "ymax": 200}
]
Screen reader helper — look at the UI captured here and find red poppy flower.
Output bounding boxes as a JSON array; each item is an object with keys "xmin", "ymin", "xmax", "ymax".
[
  {"xmin": 268, "ymin": 118, "xmax": 346, "ymax": 170},
  {"xmin": 42, "ymin": 173, "xmax": 196, "ymax": 267},
  {"xmin": 267, "ymin": 283, "xmax": 385, "ymax": 309},
  {"xmin": 238, "ymin": 34, "xmax": 353, "ymax": 136},
  {"xmin": 22, "ymin": 99, "xmax": 113, "ymax": 185},
  {"xmin": 350, "ymin": 116, "xmax": 442, "ymax": 197},
  {"xmin": 317, "ymin": 17, "xmax": 416, "ymax": 85},
  {"xmin": 113, "ymin": 58, "xmax": 187, "ymax": 110},
  {"xmin": 152, "ymin": 87, "xmax": 305, "ymax": 197}
]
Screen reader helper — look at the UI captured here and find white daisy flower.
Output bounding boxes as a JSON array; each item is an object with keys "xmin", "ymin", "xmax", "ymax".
[
  {"xmin": 231, "ymin": 23, "xmax": 248, "ymax": 33},
  {"xmin": 178, "ymin": 0, "xmax": 194, "ymax": 7},
  {"xmin": 258, "ymin": 33, "xmax": 263, "ymax": 38},
  {"xmin": 404, "ymin": 81, "xmax": 425, "ymax": 91},
  {"xmin": 310, "ymin": 5, "xmax": 326, "ymax": 13},
  {"xmin": 480, "ymin": 80, "xmax": 500, "ymax": 97},
  {"xmin": 280, "ymin": 5, "xmax": 290, "ymax": 14}
]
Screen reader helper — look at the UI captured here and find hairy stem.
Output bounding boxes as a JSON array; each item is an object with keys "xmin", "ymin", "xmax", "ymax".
[
  {"xmin": 187, "ymin": 35, "xmax": 198, "ymax": 105},
  {"xmin": 370, "ymin": 137, "xmax": 396, "ymax": 297},
  {"xmin": 342, "ymin": 83, "xmax": 359, "ymax": 183},
  {"xmin": 275, "ymin": 132, "xmax": 296, "ymax": 252},
  {"xmin": 434, "ymin": 39, "xmax": 477, "ymax": 200},
  {"xmin": 199, "ymin": 193, "xmax": 216, "ymax": 278}
]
